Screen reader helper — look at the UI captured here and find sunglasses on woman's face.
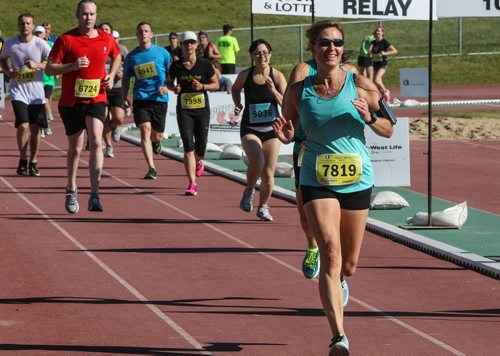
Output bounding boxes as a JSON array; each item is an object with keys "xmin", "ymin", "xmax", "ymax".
[{"xmin": 316, "ymin": 38, "xmax": 344, "ymax": 48}]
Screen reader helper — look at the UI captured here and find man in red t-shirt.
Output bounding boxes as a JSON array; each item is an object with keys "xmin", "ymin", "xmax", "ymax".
[{"xmin": 46, "ymin": 0, "xmax": 121, "ymax": 214}]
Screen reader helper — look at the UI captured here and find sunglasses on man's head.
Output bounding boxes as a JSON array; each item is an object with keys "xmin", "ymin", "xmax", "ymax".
[{"xmin": 316, "ymin": 38, "xmax": 344, "ymax": 48}]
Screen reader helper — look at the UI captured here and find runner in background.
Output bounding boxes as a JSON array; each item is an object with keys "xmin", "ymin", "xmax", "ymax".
[
  {"xmin": 33, "ymin": 25, "xmax": 54, "ymax": 137},
  {"xmin": 165, "ymin": 32, "xmax": 182, "ymax": 62},
  {"xmin": 370, "ymin": 26, "xmax": 397, "ymax": 102},
  {"xmin": 232, "ymin": 39, "xmax": 287, "ymax": 221},
  {"xmin": 46, "ymin": 0, "xmax": 121, "ymax": 213},
  {"xmin": 216, "ymin": 24, "xmax": 240, "ymax": 74},
  {"xmin": 273, "ymin": 20, "xmax": 394, "ymax": 355},
  {"xmin": 99, "ymin": 22, "xmax": 128, "ymax": 158},
  {"xmin": 122, "ymin": 21, "xmax": 170, "ymax": 180},
  {"xmin": 197, "ymin": 31, "xmax": 221, "ymax": 60},
  {"xmin": 167, "ymin": 31, "xmax": 219, "ymax": 196},
  {"xmin": 0, "ymin": 13, "xmax": 51, "ymax": 177}
]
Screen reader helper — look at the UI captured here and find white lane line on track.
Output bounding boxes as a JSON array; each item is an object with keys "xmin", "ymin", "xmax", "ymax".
[
  {"xmin": 0, "ymin": 176, "xmax": 211, "ymax": 356},
  {"xmin": 8, "ymin": 137, "xmax": 465, "ymax": 355},
  {"xmin": 110, "ymin": 177, "xmax": 466, "ymax": 356}
]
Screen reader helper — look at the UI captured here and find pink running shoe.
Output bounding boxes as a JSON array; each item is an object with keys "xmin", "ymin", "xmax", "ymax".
[
  {"xmin": 383, "ymin": 89, "xmax": 391, "ymax": 102},
  {"xmin": 195, "ymin": 160, "xmax": 204, "ymax": 177},
  {"xmin": 185, "ymin": 182, "xmax": 197, "ymax": 196}
]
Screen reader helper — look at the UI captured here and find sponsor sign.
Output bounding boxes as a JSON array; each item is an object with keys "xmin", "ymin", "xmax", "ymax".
[
  {"xmin": 437, "ymin": 0, "xmax": 500, "ymax": 18},
  {"xmin": 251, "ymin": 0, "xmax": 313, "ymax": 16},
  {"xmin": 315, "ymin": 0, "xmax": 436, "ymax": 20},
  {"xmin": 365, "ymin": 117, "xmax": 410, "ymax": 187},
  {"xmin": 400, "ymin": 68, "xmax": 428, "ymax": 98}
]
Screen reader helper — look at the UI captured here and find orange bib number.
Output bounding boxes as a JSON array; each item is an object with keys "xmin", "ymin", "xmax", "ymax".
[
  {"xmin": 134, "ymin": 61, "xmax": 157, "ymax": 80},
  {"xmin": 181, "ymin": 92, "xmax": 205, "ymax": 109},
  {"xmin": 74, "ymin": 78, "xmax": 100, "ymax": 98},
  {"xmin": 315, "ymin": 153, "xmax": 362, "ymax": 186},
  {"xmin": 16, "ymin": 68, "xmax": 35, "ymax": 83}
]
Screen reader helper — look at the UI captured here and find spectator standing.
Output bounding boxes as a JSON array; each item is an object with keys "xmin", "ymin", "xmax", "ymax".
[
  {"xmin": 46, "ymin": 0, "xmax": 122, "ymax": 213},
  {"xmin": 122, "ymin": 21, "xmax": 171, "ymax": 180},
  {"xmin": 216, "ymin": 24, "xmax": 240, "ymax": 74},
  {"xmin": 0, "ymin": 13, "xmax": 51, "ymax": 177},
  {"xmin": 165, "ymin": 32, "xmax": 182, "ymax": 62}
]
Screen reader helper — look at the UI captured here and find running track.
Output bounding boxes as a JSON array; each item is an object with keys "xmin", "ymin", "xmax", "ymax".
[{"xmin": 0, "ymin": 95, "xmax": 499, "ymax": 355}]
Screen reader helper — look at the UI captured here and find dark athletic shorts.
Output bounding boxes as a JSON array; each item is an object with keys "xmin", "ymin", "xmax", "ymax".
[
  {"xmin": 301, "ymin": 185, "xmax": 372, "ymax": 210},
  {"xmin": 107, "ymin": 87, "xmax": 124, "ymax": 108},
  {"xmin": 44, "ymin": 85, "xmax": 54, "ymax": 99},
  {"xmin": 133, "ymin": 100, "xmax": 168, "ymax": 133},
  {"xmin": 240, "ymin": 125, "xmax": 276, "ymax": 142},
  {"xmin": 221, "ymin": 63, "xmax": 236, "ymax": 74},
  {"xmin": 357, "ymin": 56, "xmax": 372, "ymax": 68},
  {"xmin": 176, "ymin": 106, "xmax": 210, "ymax": 157},
  {"xmin": 59, "ymin": 102, "xmax": 107, "ymax": 136},
  {"xmin": 12, "ymin": 100, "xmax": 47, "ymax": 129}
]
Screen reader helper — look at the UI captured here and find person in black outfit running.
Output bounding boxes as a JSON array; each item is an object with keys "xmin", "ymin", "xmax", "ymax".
[
  {"xmin": 166, "ymin": 31, "xmax": 219, "ymax": 196},
  {"xmin": 231, "ymin": 39, "xmax": 287, "ymax": 221}
]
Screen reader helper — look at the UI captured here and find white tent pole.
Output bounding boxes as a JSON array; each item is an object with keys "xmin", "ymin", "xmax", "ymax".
[{"xmin": 427, "ymin": 0, "xmax": 434, "ymax": 226}]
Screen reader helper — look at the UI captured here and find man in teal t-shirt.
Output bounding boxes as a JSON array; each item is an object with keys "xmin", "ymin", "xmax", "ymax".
[{"xmin": 216, "ymin": 24, "xmax": 240, "ymax": 74}]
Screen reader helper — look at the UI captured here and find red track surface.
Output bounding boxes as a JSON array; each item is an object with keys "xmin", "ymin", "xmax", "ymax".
[{"xmin": 1, "ymin": 97, "xmax": 499, "ymax": 355}]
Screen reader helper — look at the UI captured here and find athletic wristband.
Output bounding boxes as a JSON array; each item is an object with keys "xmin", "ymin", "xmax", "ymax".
[{"xmin": 367, "ymin": 111, "xmax": 378, "ymax": 125}]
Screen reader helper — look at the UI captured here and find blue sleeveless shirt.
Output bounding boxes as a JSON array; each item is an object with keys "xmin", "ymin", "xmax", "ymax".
[{"xmin": 299, "ymin": 71, "xmax": 374, "ymax": 193}]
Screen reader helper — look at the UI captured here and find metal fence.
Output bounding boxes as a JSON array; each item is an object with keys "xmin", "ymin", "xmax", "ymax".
[{"xmin": 119, "ymin": 17, "xmax": 500, "ymax": 69}]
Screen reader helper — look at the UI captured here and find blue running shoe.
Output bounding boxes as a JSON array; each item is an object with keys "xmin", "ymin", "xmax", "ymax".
[
  {"xmin": 329, "ymin": 334, "xmax": 349, "ymax": 356},
  {"xmin": 302, "ymin": 247, "xmax": 320, "ymax": 279},
  {"xmin": 341, "ymin": 275, "xmax": 349, "ymax": 308}
]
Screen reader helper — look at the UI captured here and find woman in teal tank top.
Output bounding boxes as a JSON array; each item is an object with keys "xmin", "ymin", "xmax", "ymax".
[{"xmin": 274, "ymin": 20, "xmax": 394, "ymax": 355}]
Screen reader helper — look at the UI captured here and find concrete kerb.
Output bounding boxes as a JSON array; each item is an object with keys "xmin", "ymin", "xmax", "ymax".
[{"xmin": 120, "ymin": 130, "xmax": 500, "ymax": 280}]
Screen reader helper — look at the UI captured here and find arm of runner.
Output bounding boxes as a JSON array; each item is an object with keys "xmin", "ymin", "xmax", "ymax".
[
  {"xmin": 122, "ymin": 76, "xmax": 131, "ymax": 108},
  {"xmin": 104, "ymin": 53, "xmax": 122, "ymax": 90},
  {"xmin": 273, "ymin": 81, "xmax": 301, "ymax": 144},
  {"xmin": 354, "ymin": 75, "xmax": 394, "ymax": 138},
  {"xmin": 45, "ymin": 56, "xmax": 88, "ymax": 76},
  {"xmin": 267, "ymin": 69, "xmax": 287, "ymax": 107},
  {"xmin": 231, "ymin": 69, "xmax": 247, "ymax": 116}
]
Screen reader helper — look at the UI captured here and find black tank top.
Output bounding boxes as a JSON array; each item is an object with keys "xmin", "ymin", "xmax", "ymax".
[{"xmin": 242, "ymin": 66, "xmax": 279, "ymax": 128}]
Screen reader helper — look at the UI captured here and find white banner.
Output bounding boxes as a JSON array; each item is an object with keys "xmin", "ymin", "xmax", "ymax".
[
  {"xmin": 251, "ymin": 0, "xmax": 313, "ymax": 16},
  {"xmin": 365, "ymin": 117, "xmax": 410, "ymax": 187},
  {"xmin": 438, "ymin": 0, "xmax": 500, "ymax": 18},
  {"xmin": 316, "ymin": 0, "xmax": 436, "ymax": 20}
]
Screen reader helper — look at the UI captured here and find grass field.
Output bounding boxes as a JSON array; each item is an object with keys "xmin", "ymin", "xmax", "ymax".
[{"xmin": 2, "ymin": 0, "xmax": 500, "ymax": 87}]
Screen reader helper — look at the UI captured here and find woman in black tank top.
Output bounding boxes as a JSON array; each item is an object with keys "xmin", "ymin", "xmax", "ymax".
[{"xmin": 231, "ymin": 39, "xmax": 287, "ymax": 222}]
